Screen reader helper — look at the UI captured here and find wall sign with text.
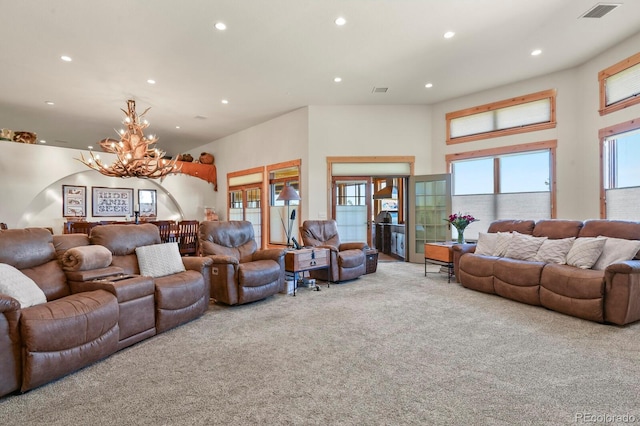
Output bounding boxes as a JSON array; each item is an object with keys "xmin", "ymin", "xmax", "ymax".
[{"xmin": 92, "ymin": 187, "xmax": 134, "ymax": 217}]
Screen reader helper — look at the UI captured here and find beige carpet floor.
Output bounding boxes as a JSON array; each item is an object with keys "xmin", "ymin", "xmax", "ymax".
[{"xmin": 1, "ymin": 262, "xmax": 639, "ymax": 425}]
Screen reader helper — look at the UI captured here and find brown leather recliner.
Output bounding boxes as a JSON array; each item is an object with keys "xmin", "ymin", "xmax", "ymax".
[
  {"xmin": 199, "ymin": 221, "xmax": 285, "ymax": 305},
  {"xmin": 0, "ymin": 228, "xmax": 120, "ymax": 395},
  {"xmin": 300, "ymin": 220, "xmax": 367, "ymax": 282}
]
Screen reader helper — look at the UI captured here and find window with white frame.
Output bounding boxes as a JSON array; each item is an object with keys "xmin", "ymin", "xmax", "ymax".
[
  {"xmin": 599, "ymin": 51, "xmax": 640, "ymax": 116},
  {"xmin": 602, "ymin": 123, "xmax": 640, "ymax": 220},
  {"xmin": 446, "ymin": 90, "xmax": 556, "ymax": 144},
  {"xmin": 447, "ymin": 142, "xmax": 556, "ymax": 240}
]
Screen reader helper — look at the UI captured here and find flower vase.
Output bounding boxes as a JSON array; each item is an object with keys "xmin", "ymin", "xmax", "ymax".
[{"xmin": 456, "ymin": 229, "xmax": 465, "ymax": 244}]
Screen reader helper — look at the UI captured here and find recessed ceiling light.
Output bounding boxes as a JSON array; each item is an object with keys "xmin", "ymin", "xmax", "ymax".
[
  {"xmin": 87, "ymin": 145, "xmax": 93, "ymax": 150},
  {"xmin": 45, "ymin": 101, "xmax": 55, "ymax": 106},
  {"xmin": 335, "ymin": 17, "xmax": 346, "ymax": 26},
  {"xmin": 443, "ymin": 31, "xmax": 455, "ymax": 39},
  {"xmin": 221, "ymin": 99, "xmax": 229, "ymax": 104},
  {"xmin": 147, "ymin": 79, "xmax": 156, "ymax": 84},
  {"xmin": 425, "ymin": 83, "xmax": 433, "ymax": 88},
  {"xmin": 39, "ymin": 140, "xmax": 46, "ymax": 144},
  {"xmin": 531, "ymin": 49, "xmax": 542, "ymax": 56},
  {"xmin": 334, "ymin": 77, "xmax": 342, "ymax": 83},
  {"xmin": 60, "ymin": 55, "xmax": 72, "ymax": 62},
  {"xmin": 215, "ymin": 22, "xmax": 227, "ymax": 30},
  {"xmin": 175, "ymin": 126, "xmax": 181, "ymax": 129}
]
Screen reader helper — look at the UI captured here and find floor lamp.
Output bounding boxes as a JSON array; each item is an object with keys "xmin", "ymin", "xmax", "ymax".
[{"xmin": 276, "ymin": 184, "xmax": 301, "ymax": 247}]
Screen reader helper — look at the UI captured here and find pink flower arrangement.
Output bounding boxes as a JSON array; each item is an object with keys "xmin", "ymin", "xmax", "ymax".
[{"xmin": 445, "ymin": 213, "xmax": 478, "ymax": 232}]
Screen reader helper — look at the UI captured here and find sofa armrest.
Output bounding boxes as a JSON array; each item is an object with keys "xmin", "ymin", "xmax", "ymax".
[
  {"xmin": 315, "ymin": 244, "xmax": 339, "ymax": 253},
  {"xmin": 69, "ymin": 276, "xmax": 155, "ymax": 303},
  {"xmin": 182, "ymin": 256, "xmax": 213, "ymax": 272},
  {"xmin": 339, "ymin": 242, "xmax": 367, "ymax": 251},
  {"xmin": 64, "ymin": 266, "xmax": 126, "ymax": 284},
  {"xmin": 452, "ymin": 243, "xmax": 477, "ymax": 283},
  {"xmin": 0, "ymin": 294, "xmax": 20, "ymax": 313},
  {"xmin": 604, "ymin": 260, "xmax": 640, "ymax": 325},
  {"xmin": 253, "ymin": 248, "xmax": 285, "ymax": 262}
]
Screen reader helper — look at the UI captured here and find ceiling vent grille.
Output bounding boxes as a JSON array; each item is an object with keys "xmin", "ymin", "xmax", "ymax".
[
  {"xmin": 372, "ymin": 87, "xmax": 388, "ymax": 93},
  {"xmin": 580, "ymin": 3, "xmax": 620, "ymax": 18}
]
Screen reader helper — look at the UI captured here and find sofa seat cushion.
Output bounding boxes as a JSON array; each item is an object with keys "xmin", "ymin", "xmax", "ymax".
[
  {"xmin": 338, "ymin": 249, "xmax": 365, "ymax": 269},
  {"xmin": 540, "ymin": 263, "xmax": 605, "ymax": 322},
  {"xmin": 493, "ymin": 258, "xmax": 545, "ymax": 305},
  {"xmin": 458, "ymin": 254, "xmax": 499, "ymax": 294},
  {"xmin": 154, "ymin": 270, "xmax": 208, "ymax": 333},
  {"xmin": 19, "ymin": 289, "xmax": 119, "ymax": 391},
  {"xmin": 238, "ymin": 260, "xmax": 280, "ymax": 287}
]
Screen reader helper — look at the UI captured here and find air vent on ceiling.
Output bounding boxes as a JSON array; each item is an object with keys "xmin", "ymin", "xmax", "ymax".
[
  {"xmin": 372, "ymin": 87, "xmax": 388, "ymax": 93},
  {"xmin": 54, "ymin": 139, "xmax": 69, "ymax": 144},
  {"xmin": 194, "ymin": 115, "xmax": 208, "ymax": 120},
  {"xmin": 580, "ymin": 3, "xmax": 620, "ymax": 18}
]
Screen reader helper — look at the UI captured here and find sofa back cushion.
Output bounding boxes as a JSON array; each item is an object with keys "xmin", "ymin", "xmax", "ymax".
[
  {"xmin": 0, "ymin": 228, "xmax": 69, "ymax": 300},
  {"xmin": 487, "ymin": 220, "xmax": 535, "ymax": 235},
  {"xmin": 199, "ymin": 221, "xmax": 257, "ymax": 263},
  {"xmin": 90, "ymin": 224, "xmax": 162, "ymax": 255},
  {"xmin": 579, "ymin": 220, "xmax": 640, "ymax": 260},
  {"xmin": 533, "ymin": 220, "xmax": 583, "ymax": 239}
]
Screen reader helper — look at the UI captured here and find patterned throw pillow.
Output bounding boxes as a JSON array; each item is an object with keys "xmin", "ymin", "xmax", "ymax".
[
  {"xmin": 505, "ymin": 231, "xmax": 547, "ymax": 261},
  {"xmin": 592, "ymin": 237, "xmax": 640, "ymax": 270},
  {"xmin": 0, "ymin": 263, "xmax": 47, "ymax": 308},
  {"xmin": 474, "ymin": 232, "xmax": 498, "ymax": 256},
  {"xmin": 136, "ymin": 242, "xmax": 186, "ymax": 278},
  {"xmin": 534, "ymin": 237, "xmax": 575, "ymax": 264},
  {"xmin": 492, "ymin": 232, "xmax": 513, "ymax": 257},
  {"xmin": 566, "ymin": 237, "xmax": 607, "ymax": 269}
]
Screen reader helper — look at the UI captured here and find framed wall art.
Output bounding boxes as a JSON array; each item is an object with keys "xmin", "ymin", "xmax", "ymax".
[
  {"xmin": 62, "ymin": 185, "xmax": 87, "ymax": 217},
  {"xmin": 138, "ymin": 189, "xmax": 157, "ymax": 218},
  {"xmin": 92, "ymin": 187, "xmax": 134, "ymax": 217}
]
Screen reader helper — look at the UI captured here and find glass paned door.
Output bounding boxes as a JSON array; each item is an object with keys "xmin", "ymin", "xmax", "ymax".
[
  {"xmin": 332, "ymin": 178, "xmax": 371, "ymax": 246},
  {"xmin": 408, "ymin": 174, "xmax": 451, "ymax": 263},
  {"xmin": 228, "ymin": 185, "xmax": 262, "ymax": 246}
]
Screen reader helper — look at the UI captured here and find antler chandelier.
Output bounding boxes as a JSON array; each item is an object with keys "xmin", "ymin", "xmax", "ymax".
[{"xmin": 78, "ymin": 100, "xmax": 180, "ymax": 179}]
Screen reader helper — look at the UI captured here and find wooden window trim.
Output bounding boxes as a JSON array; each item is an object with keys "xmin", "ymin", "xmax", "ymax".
[
  {"xmin": 446, "ymin": 89, "xmax": 557, "ymax": 145},
  {"xmin": 445, "ymin": 140, "xmax": 557, "ymax": 218},
  {"xmin": 598, "ymin": 117, "xmax": 640, "ymax": 218},
  {"xmin": 599, "ymin": 51, "xmax": 640, "ymax": 116}
]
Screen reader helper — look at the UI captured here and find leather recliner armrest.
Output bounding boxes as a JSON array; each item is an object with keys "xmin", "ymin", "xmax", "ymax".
[
  {"xmin": 182, "ymin": 256, "xmax": 213, "ymax": 272},
  {"xmin": 452, "ymin": 243, "xmax": 477, "ymax": 283},
  {"xmin": 339, "ymin": 242, "xmax": 367, "ymax": 251},
  {"xmin": 204, "ymin": 254, "xmax": 239, "ymax": 265},
  {"xmin": 252, "ymin": 248, "xmax": 285, "ymax": 262}
]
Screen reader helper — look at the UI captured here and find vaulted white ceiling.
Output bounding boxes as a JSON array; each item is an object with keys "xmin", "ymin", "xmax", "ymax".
[{"xmin": 1, "ymin": 0, "xmax": 639, "ymax": 156}]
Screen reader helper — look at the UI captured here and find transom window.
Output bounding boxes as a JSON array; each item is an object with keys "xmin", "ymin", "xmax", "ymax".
[
  {"xmin": 446, "ymin": 90, "xmax": 556, "ymax": 144},
  {"xmin": 599, "ymin": 51, "xmax": 640, "ymax": 116}
]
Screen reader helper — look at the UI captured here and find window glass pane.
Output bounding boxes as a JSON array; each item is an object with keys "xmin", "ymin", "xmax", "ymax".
[
  {"xmin": 453, "ymin": 158, "xmax": 493, "ymax": 195},
  {"xmin": 606, "ymin": 62, "xmax": 640, "ymax": 106},
  {"xmin": 450, "ymin": 111, "xmax": 494, "ymax": 138},
  {"xmin": 500, "ymin": 151, "xmax": 550, "ymax": 193},
  {"xmin": 496, "ymin": 99, "xmax": 550, "ymax": 130},
  {"xmin": 609, "ymin": 130, "xmax": 640, "ymax": 188}
]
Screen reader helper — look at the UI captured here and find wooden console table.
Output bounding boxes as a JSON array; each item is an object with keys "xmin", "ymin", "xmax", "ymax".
[
  {"xmin": 284, "ymin": 248, "xmax": 330, "ymax": 296},
  {"xmin": 424, "ymin": 242, "xmax": 455, "ymax": 283}
]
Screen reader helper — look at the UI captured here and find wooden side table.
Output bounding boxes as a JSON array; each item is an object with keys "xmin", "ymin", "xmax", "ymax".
[
  {"xmin": 284, "ymin": 248, "xmax": 330, "ymax": 296},
  {"xmin": 424, "ymin": 242, "xmax": 455, "ymax": 282}
]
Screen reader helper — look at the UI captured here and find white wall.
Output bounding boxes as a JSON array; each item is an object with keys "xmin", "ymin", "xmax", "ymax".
[
  {"xmin": 0, "ymin": 140, "xmax": 215, "ymax": 233},
  {"xmin": 430, "ymin": 31, "xmax": 640, "ymax": 220}
]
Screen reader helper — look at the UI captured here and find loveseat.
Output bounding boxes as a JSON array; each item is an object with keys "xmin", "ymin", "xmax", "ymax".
[
  {"xmin": 453, "ymin": 219, "xmax": 640, "ymax": 325},
  {"xmin": 0, "ymin": 224, "xmax": 212, "ymax": 398}
]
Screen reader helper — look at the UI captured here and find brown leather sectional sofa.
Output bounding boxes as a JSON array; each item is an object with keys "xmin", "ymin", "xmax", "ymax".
[
  {"xmin": 453, "ymin": 219, "xmax": 640, "ymax": 325},
  {"xmin": 0, "ymin": 224, "xmax": 212, "ymax": 398}
]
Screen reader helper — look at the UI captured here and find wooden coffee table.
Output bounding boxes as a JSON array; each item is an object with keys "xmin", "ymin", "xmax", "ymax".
[{"xmin": 424, "ymin": 242, "xmax": 455, "ymax": 282}]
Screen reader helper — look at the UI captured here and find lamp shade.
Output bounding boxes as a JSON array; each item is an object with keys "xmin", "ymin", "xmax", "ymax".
[{"xmin": 277, "ymin": 185, "xmax": 301, "ymax": 201}]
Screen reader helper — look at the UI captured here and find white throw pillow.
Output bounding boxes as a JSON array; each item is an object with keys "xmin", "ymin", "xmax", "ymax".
[
  {"xmin": 135, "ymin": 243, "xmax": 186, "ymax": 278},
  {"xmin": 592, "ymin": 237, "xmax": 640, "ymax": 271},
  {"xmin": 505, "ymin": 232, "xmax": 547, "ymax": 261},
  {"xmin": 492, "ymin": 232, "xmax": 513, "ymax": 257},
  {"xmin": 0, "ymin": 263, "xmax": 47, "ymax": 308},
  {"xmin": 474, "ymin": 232, "xmax": 498, "ymax": 256},
  {"xmin": 535, "ymin": 237, "xmax": 575, "ymax": 264},
  {"xmin": 566, "ymin": 237, "xmax": 607, "ymax": 269}
]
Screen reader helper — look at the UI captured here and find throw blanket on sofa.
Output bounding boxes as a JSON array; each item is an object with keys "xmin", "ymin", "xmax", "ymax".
[{"xmin": 62, "ymin": 245, "xmax": 113, "ymax": 271}]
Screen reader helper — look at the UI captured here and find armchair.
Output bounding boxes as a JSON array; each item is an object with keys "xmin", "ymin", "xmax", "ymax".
[
  {"xmin": 300, "ymin": 220, "xmax": 367, "ymax": 282},
  {"xmin": 199, "ymin": 221, "xmax": 285, "ymax": 305}
]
